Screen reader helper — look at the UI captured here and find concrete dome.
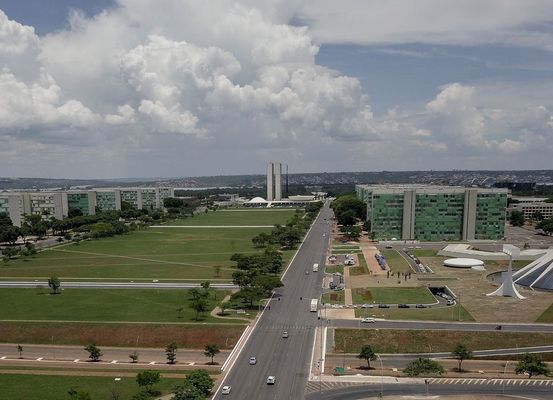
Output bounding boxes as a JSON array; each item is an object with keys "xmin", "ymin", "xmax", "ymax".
[
  {"xmin": 248, "ymin": 197, "xmax": 268, "ymax": 203},
  {"xmin": 444, "ymin": 258, "xmax": 484, "ymax": 268}
]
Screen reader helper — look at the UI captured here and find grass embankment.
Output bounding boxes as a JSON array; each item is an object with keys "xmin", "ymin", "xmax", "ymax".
[
  {"xmin": 355, "ymin": 304, "xmax": 474, "ymax": 321},
  {"xmin": 334, "ymin": 329, "xmax": 553, "ymax": 354},
  {"xmin": 380, "ymin": 250, "xmax": 412, "ymax": 273},
  {"xmin": 536, "ymin": 302, "xmax": 553, "ymax": 323},
  {"xmin": 0, "ymin": 288, "xmax": 236, "ymax": 324},
  {"xmin": 0, "ymin": 374, "xmax": 183, "ymax": 400},
  {"xmin": 410, "ymin": 250, "xmax": 438, "ymax": 257},
  {"xmin": 0, "ymin": 321, "xmax": 244, "ymax": 348},
  {"xmin": 0, "ymin": 209, "xmax": 296, "ymax": 280}
]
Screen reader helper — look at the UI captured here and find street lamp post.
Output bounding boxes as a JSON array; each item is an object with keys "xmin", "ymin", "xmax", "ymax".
[{"xmin": 376, "ymin": 354, "xmax": 383, "ymax": 398}]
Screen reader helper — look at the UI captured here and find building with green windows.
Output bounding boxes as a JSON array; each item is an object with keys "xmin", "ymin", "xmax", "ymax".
[{"xmin": 355, "ymin": 185, "xmax": 507, "ymax": 241}]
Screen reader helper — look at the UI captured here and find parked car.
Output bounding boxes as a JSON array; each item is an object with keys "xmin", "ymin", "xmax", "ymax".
[
  {"xmin": 361, "ymin": 304, "xmax": 374, "ymax": 309},
  {"xmin": 398, "ymin": 304, "xmax": 410, "ymax": 308},
  {"xmin": 249, "ymin": 356, "xmax": 257, "ymax": 365},
  {"xmin": 415, "ymin": 304, "xmax": 427, "ymax": 308},
  {"xmin": 361, "ymin": 317, "xmax": 376, "ymax": 323},
  {"xmin": 446, "ymin": 299, "xmax": 455, "ymax": 305},
  {"xmin": 267, "ymin": 376, "xmax": 276, "ymax": 385},
  {"xmin": 378, "ymin": 304, "xmax": 390, "ymax": 308},
  {"xmin": 221, "ymin": 386, "xmax": 232, "ymax": 395},
  {"xmin": 282, "ymin": 331, "xmax": 289, "ymax": 338}
]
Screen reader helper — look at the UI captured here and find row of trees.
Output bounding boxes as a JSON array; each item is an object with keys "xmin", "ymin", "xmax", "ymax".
[
  {"xmin": 357, "ymin": 343, "xmax": 550, "ymax": 378},
  {"xmin": 331, "ymin": 193, "xmax": 367, "ymax": 240},
  {"xmin": 536, "ymin": 218, "xmax": 553, "ymax": 235}
]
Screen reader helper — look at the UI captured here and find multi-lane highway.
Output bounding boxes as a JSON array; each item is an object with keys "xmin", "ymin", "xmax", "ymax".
[{"xmin": 212, "ymin": 201, "xmax": 333, "ymax": 399}]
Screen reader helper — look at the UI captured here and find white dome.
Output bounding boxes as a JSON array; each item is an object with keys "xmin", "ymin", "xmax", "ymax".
[
  {"xmin": 248, "ymin": 197, "xmax": 268, "ymax": 203},
  {"xmin": 444, "ymin": 258, "xmax": 484, "ymax": 268}
]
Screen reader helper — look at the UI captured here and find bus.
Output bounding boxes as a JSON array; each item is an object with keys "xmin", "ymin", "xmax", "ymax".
[
  {"xmin": 310, "ymin": 298, "xmax": 318, "ymax": 312},
  {"xmin": 312, "ymin": 263, "xmax": 319, "ymax": 272}
]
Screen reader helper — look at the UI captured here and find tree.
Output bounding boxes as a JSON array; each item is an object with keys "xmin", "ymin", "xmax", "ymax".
[
  {"xmin": 183, "ymin": 369, "xmax": 214, "ymax": 397},
  {"xmin": 136, "ymin": 370, "xmax": 160, "ymax": 394},
  {"xmin": 515, "ymin": 353, "xmax": 550, "ymax": 378},
  {"xmin": 0, "ymin": 225, "xmax": 20, "ymax": 245},
  {"xmin": 537, "ymin": 219, "xmax": 553, "ymax": 236},
  {"xmin": 189, "ymin": 288, "xmax": 209, "ymax": 320},
  {"xmin": 452, "ymin": 343, "xmax": 472, "ymax": 372},
  {"xmin": 531, "ymin": 211, "xmax": 544, "ymax": 222},
  {"xmin": 129, "ymin": 351, "xmax": 139, "ymax": 363},
  {"xmin": 17, "ymin": 344, "xmax": 23, "ymax": 358},
  {"xmin": 165, "ymin": 341, "xmax": 178, "ymax": 364},
  {"xmin": 214, "ymin": 265, "xmax": 222, "ymax": 278},
  {"xmin": 2, "ymin": 246, "xmax": 19, "ymax": 261},
  {"xmin": 337, "ymin": 209, "xmax": 357, "ymax": 226},
  {"xmin": 509, "ymin": 210, "xmax": 525, "ymax": 227},
  {"xmin": 404, "ymin": 358, "xmax": 444, "ymax": 376},
  {"xmin": 84, "ymin": 343, "xmax": 103, "ymax": 362},
  {"xmin": 204, "ymin": 344, "xmax": 220, "ymax": 365},
  {"xmin": 357, "ymin": 345, "xmax": 376, "ymax": 369},
  {"xmin": 68, "ymin": 388, "xmax": 92, "ymax": 400},
  {"xmin": 172, "ymin": 382, "xmax": 204, "ymax": 400},
  {"xmin": 48, "ymin": 277, "xmax": 61, "ymax": 294}
]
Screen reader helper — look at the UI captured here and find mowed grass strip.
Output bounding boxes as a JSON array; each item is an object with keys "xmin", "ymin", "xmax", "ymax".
[
  {"xmin": 322, "ymin": 291, "xmax": 345, "ymax": 304},
  {"xmin": 355, "ymin": 303, "xmax": 474, "ymax": 321},
  {"xmin": 536, "ymin": 302, "xmax": 553, "ymax": 323},
  {"xmin": 0, "ymin": 288, "xmax": 236, "ymax": 324},
  {"xmin": 380, "ymin": 250, "xmax": 412, "ymax": 273},
  {"xmin": 0, "ymin": 322, "xmax": 245, "ymax": 348},
  {"xmin": 0, "ymin": 225, "xmax": 294, "ymax": 280},
  {"xmin": 358, "ymin": 287, "xmax": 435, "ymax": 304},
  {"xmin": 334, "ymin": 329, "xmax": 553, "ymax": 354},
  {"xmin": 165, "ymin": 209, "xmax": 298, "ymax": 226},
  {"xmin": 0, "ymin": 373, "xmax": 184, "ymax": 400}
]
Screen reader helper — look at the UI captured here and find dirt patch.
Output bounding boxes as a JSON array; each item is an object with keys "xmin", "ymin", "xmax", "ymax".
[{"xmin": 0, "ymin": 322, "xmax": 245, "ymax": 349}]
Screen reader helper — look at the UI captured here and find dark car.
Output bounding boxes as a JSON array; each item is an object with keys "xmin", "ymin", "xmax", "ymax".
[
  {"xmin": 378, "ymin": 304, "xmax": 390, "ymax": 309},
  {"xmin": 398, "ymin": 304, "xmax": 410, "ymax": 308},
  {"xmin": 415, "ymin": 304, "xmax": 427, "ymax": 308}
]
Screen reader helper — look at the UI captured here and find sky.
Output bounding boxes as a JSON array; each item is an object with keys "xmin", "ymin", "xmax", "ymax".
[{"xmin": 1, "ymin": 0, "xmax": 553, "ymax": 179}]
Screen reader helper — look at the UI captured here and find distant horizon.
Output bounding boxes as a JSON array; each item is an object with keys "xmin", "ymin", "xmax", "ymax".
[{"xmin": 1, "ymin": 168, "xmax": 553, "ymax": 182}]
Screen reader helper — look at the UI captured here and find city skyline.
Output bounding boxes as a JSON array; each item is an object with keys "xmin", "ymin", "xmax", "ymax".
[{"xmin": 1, "ymin": 1, "xmax": 553, "ymax": 178}]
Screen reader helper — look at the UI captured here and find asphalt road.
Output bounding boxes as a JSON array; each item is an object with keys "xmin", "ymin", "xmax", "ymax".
[
  {"xmin": 0, "ymin": 281, "xmax": 237, "ymax": 290},
  {"xmin": 212, "ymin": 201, "xmax": 333, "ymax": 399}
]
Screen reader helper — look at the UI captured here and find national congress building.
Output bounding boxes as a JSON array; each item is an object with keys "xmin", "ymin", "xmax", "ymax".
[{"xmin": 356, "ymin": 184, "xmax": 508, "ymax": 241}]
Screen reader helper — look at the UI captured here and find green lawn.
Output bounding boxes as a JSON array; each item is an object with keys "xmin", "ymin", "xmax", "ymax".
[
  {"xmin": 355, "ymin": 303, "xmax": 474, "ymax": 321},
  {"xmin": 353, "ymin": 287, "xmax": 435, "ymax": 304},
  {"xmin": 325, "ymin": 265, "xmax": 344, "ymax": 274},
  {"xmin": 166, "ymin": 209, "xmax": 298, "ymax": 226},
  {"xmin": 0, "ymin": 222, "xmax": 294, "ymax": 280},
  {"xmin": 0, "ymin": 373, "xmax": 185, "ymax": 400},
  {"xmin": 0, "ymin": 288, "xmax": 236, "ymax": 323},
  {"xmin": 380, "ymin": 250, "xmax": 412, "ymax": 273},
  {"xmin": 410, "ymin": 250, "xmax": 438, "ymax": 257}
]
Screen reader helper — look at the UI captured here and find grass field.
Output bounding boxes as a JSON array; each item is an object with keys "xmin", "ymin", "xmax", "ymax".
[
  {"xmin": 0, "ymin": 288, "xmax": 236, "ymax": 324},
  {"xmin": 0, "ymin": 373, "xmax": 184, "ymax": 400},
  {"xmin": 167, "ymin": 209, "xmax": 297, "ymax": 226},
  {"xmin": 355, "ymin": 303, "xmax": 474, "ymax": 321},
  {"xmin": 325, "ymin": 265, "xmax": 344, "ymax": 274},
  {"xmin": 0, "ymin": 321, "xmax": 245, "ymax": 348},
  {"xmin": 334, "ymin": 329, "xmax": 553, "ymax": 354},
  {"xmin": 410, "ymin": 250, "xmax": 438, "ymax": 257},
  {"xmin": 0, "ymin": 209, "xmax": 297, "ymax": 281},
  {"xmin": 536, "ymin": 302, "xmax": 553, "ymax": 323},
  {"xmin": 322, "ymin": 291, "xmax": 345, "ymax": 304},
  {"xmin": 380, "ymin": 250, "xmax": 412, "ymax": 273},
  {"xmin": 351, "ymin": 287, "xmax": 435, "ymax": 304}
]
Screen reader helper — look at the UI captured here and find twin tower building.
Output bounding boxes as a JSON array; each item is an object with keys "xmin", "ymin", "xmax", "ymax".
[{"xmin": 266, "ymin": 162, "xmax": 283, "ymax": 201}]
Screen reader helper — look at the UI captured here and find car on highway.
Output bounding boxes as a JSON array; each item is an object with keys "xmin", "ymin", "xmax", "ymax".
[
  {"xmin": 221, "ymin": 386, "xmax": 232, "ymax": 395},
  {"xmin": 249, "ymin": 356, "xmax": 257, "ymax": 365},
  {"xmin": 447, "ymin": 299, "xmax": 455, "ymax": 305},
  {"xmin": 282, "ymin": 331, "xmax": 289, "ymax": 338},
  {"xmin": 415, "ymin": 304, "xmax": 427, "ymax": 308},
  {"xmin": 378, "ymin": 304, "xmax": 390, "ymax": 308},
  {"xmin": 361, "ymin": 304, "xmax": 374, "ymax": 308},
  {"xmin": 385, "ymin": 245, "xmax": 393, "ymax": 249},
  {"xmin": 266, "ymin": 376, "xmax": 276, "ymax": 385},
  {"xmin": 398, "ymin": 304, "xmax": 410, "ymax": 308},
  {"xmin": 361, "ymin": 317, "xmax": 376, "ymax": 323}
]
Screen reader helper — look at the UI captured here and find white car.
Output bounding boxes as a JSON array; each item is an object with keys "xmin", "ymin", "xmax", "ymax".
[
  {"xmin": 361, "ymin": 317, "xmax": 376, "ymax": 323},
  {"xmin": 221, "ymin": 386, "xmax": 231, "ymax": 395},
  {"xmin": 267, "ymin": 376, "xmax": 276, "ymax": 385},
  {"xmin": 249, "ymin": 356, "xmax": 257, "ymax": 365}
]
